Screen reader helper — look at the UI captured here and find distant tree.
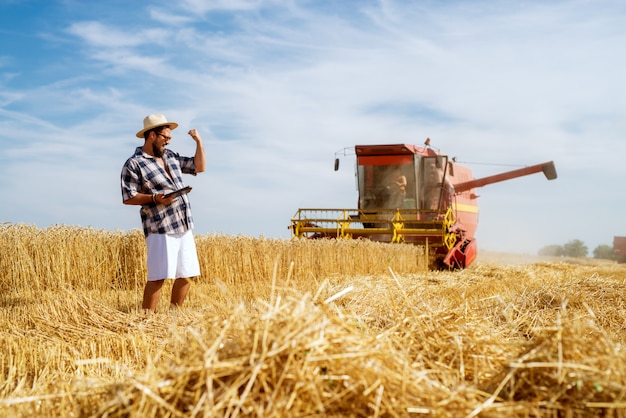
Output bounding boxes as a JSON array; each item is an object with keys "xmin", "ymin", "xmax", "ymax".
[
  {"xmin": 538, "ymin": 244, "xmax": 563, "ymax": 257},
  {"xmin": 593, "ymin": 244, "xmax": 615, "ymax": 260},
  {"xmin": 562, "ymin": 239, "xmax": 588, "ymax": 258}
]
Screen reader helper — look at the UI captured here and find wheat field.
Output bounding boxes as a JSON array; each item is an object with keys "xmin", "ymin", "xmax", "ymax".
[{"xmin": 1, "ymin": 224, "xmax": 625, "ymax": 417}]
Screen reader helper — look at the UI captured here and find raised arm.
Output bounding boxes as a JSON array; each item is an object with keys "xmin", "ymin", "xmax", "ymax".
[{"xmin": 188, "ymin": 129, "xmax": 206, "ymax": 173}]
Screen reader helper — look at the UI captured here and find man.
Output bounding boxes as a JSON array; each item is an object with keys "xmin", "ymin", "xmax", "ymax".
[
  {"xmin": 386, "ymin": 173, "xmax": 407, "ymax": 209},
  {"xmin": 121, "ymin": 114, "xmax": 206, "ymax": 312}
]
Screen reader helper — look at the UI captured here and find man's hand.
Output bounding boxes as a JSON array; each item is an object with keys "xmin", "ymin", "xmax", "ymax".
[
  {"xmin": 155, "ymin": 193, "xmax": 176, "ymax": 205},
  {"xmin": 188, "ymin": 129, "xmax": 202, "ymax": 143}
]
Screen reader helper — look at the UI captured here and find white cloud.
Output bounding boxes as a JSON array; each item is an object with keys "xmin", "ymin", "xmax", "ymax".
[
  {"xmin": 66, "ymin": 21, "xmax": 144, "ymax": 48},
  {"xmin": 178, "ymin": 0, "xmax": 283, "ymax": 14},
  {"xmin": 148, "ymin": 7, "xmax": 195, "ymax": 26}
]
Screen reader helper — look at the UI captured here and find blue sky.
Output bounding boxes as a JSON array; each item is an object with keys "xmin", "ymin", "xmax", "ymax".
[{"xmin": 1, "ymin": 0, "xmax": 625, "ymax": 255}]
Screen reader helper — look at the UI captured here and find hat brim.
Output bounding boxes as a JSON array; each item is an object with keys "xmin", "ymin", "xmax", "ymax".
[{"xmin": 136, "ymin": 121, "xmax": 179, "ymax": 138}]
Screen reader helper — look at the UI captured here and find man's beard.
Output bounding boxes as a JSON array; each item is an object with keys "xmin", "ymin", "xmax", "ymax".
[{"xmin": 152, "ymin": 143, "xmax": 164, "ymax": 158}]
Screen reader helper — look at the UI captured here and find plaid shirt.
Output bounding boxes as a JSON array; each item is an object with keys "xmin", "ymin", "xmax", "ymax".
[{"xmin": 121, "ymin": 147, "xmax": 197, "ymax": 236}]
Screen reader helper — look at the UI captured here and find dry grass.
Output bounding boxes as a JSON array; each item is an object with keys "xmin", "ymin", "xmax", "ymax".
[{"xmin": 1, "ymin": 224, "xmax": 625, "ymax": 417}]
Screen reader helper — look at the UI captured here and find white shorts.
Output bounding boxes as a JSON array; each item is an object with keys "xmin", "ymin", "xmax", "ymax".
[{"xmin": 146, "ymin": 230, "xmax": 201, "ymax": 281}]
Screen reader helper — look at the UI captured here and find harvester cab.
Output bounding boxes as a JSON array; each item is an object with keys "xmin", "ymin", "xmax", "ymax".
[
  {"xmin": 291, "ymin": 141, "xmax": 557, "ymax": 269},
  {"xmin": 352, "ymin": 146, "xmax": 451, "ymax": 214}
]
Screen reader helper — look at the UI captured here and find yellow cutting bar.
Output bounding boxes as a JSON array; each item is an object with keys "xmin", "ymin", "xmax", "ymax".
[{"xmin": 290, "ymin": 208, "xmax": 456, "ymax": 248}]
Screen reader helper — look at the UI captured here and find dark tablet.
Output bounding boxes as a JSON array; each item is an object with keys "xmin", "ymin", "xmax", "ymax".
[{"xmin": 164, "ymin": 186, "xmax": 192, "ymax": 199}]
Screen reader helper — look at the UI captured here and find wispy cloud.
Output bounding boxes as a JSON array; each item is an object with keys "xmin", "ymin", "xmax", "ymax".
[{"xmin": 178, "ymin": 0, "xmax": 284, "ymax": 14}]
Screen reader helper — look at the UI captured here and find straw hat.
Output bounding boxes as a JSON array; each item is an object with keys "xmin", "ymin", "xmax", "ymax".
[{"xmin": 136, "ymin": 114, "xmax": 179, "ymax": 138}]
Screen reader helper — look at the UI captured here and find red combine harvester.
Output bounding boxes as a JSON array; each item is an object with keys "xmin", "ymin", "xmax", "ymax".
[{"xmin": 290, "ymin": 140, "xmax": 557, "ymax": 269}]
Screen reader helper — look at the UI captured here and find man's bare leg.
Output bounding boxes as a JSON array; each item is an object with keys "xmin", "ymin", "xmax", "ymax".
[
  {"xmin": 171, "ymin": 278, "xmax": 191, "ymax": 307},
  {"xmin": 143, "ymin": 279, "xmax": 165, "ymax": 312}
]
